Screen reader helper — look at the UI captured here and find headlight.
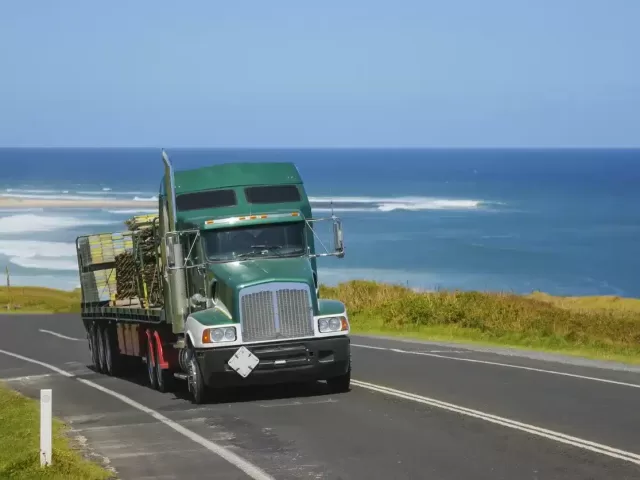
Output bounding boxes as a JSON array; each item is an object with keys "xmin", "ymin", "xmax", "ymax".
[
  {"xmin": 318, "ymin": 318, "xmax": 330, "ymax": 332},
  {"xmin": 212, "ymin": 328, "xmax": 225, "ymax": 342},
  {"xmin": 318, "ymin": 316, "xmax": 347, "ymax": 333},
  {"xmin": 203, "ymin": 326, "xmax": 237, "ymax": 344},
  {"xmin": 329, "ymin": 317, "xmax": 341, "ymax": 331}
]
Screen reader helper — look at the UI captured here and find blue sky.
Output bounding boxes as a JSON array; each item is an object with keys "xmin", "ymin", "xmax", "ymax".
[{"xmin": 0, "ymin": 1, "xmax": 638, "ymax": 148}]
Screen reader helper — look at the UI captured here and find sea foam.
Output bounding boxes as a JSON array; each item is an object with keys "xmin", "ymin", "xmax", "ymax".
[
  {"xmin": 309, "ymin": 196, "xmax": 490, "ymax": 212},
  {"xmin": 0, "ymin": 213, "xmax": 117, "ymax": 234},
  {"xmin": 0, "ymin": 240, "xmax": 78, "ymax": 272}
]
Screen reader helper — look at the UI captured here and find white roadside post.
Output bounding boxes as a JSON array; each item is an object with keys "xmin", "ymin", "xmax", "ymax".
[{"xmin": 40, "ymin": 389, "xmax": 52, "ymax": 467}]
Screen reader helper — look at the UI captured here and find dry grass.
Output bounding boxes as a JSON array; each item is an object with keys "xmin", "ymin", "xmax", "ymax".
[
  {"xmin": 0, "ymin": 287, "xmax": 81, "ymax": 313},
  {"xmin": 320, "ymin": 280, "xmax": 640, "ymax": 363},
  {"xmin": 527, "ymin": 291, "xmax": 640, "ymax": 313}
]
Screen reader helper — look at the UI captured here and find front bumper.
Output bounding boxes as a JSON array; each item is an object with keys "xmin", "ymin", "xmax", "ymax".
[{"xmin": 195, "ymin": 336, "xmax": 350, "ymax": 388}]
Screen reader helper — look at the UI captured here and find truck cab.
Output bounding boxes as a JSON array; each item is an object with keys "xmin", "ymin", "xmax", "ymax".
[{"xmin": 159, "ymin": 154, "xmax": 350, "ymax": 402}]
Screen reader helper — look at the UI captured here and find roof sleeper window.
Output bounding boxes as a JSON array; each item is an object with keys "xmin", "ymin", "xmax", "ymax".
[
  {"xmin": 176, "ymin": 189, "xmax": 237, "ymax": 211},
  {"xmin": 245, "ymin": 185, "xmax": 301, "ymax": 204}
]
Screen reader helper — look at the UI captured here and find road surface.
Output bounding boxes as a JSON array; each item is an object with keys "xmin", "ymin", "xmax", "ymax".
[{"xmin": 1, "ymin": 314, "xmax": 639, "ymax": 479}]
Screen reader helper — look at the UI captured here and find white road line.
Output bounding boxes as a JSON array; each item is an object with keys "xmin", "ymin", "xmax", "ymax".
[
  {"xmin": 39, "ymin": 329, "xmax": 84, "ymax": 341},
  {"xmin": 1, "ymin": 373, "xmax": 54, "ymax": 382},
  {"xmin": 0, "ymin": 348, "xmax": 274, "ymax": 480},
  {"xmin": 351, "ymin": 379, "xmax": 640, "ymax": 466},
  {"xmin": 259, "ymin": 398, "xmax": 338, "ymax": 408},
  {"xmin": 352, "ymin": 344, "xmax": 640, "ymax": 389},
  {"xmin": 354, "ymin": 344, "xmax": 387, "ymax": 351}
]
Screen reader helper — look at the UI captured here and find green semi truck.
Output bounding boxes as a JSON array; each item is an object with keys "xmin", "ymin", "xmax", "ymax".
[{"xmin": 75, "ymin": 151, "xmax": 350, "ymax": 403}]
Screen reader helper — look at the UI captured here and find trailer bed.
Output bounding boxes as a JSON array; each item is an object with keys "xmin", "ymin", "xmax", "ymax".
[{"xmin": 81, "ymin": 304, "xmax": 164, "ymax": 323}]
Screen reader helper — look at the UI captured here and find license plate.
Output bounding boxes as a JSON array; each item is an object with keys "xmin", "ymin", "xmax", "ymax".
[{"xmin": 227, "ymin": 346, "xmax": 259, "ymax": 378}]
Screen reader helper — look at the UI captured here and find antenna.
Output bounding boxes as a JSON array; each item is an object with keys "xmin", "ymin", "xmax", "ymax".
[{"xmin": 330, "ymin": 187, "xmax": 335, "ymax": 218}]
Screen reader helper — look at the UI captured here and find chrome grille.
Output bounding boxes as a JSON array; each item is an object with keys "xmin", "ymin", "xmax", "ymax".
[
  {"xmin": 240, "ymin": 290, "xmax": 277, "ymax": 342},
  {"xmin": 239, "ymin": 283, "xmax": 314, "ymax": 342},
  {"xmin": 277, "ymin": 289, "xmax": 315, "ymax": 339}
]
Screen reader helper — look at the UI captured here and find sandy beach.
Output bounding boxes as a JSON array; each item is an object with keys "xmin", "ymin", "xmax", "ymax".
[{"xmin": 0, "ymin": 198, "xmax": 157, "ymax": 209}]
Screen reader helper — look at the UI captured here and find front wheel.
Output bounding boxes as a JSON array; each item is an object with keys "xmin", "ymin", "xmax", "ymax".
[
  {"xmin": 327, "ymin": 360, "xmax": 351, "ymax": 394},
  {"xmin": 187, "ymin": 349, "xmax": 207, "ymax": 404}
]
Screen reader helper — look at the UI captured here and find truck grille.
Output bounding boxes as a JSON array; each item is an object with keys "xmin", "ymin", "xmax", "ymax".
[{"xmin": 239, "ymin": 283, "xmax": 314, "ymax": 342}]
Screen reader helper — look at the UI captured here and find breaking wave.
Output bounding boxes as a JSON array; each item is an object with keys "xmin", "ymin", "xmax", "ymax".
[
  {"xmin": 0, "ymin": 240, "xmax": 78, "ymax": 272},
  {"xmin": 133, "ymin": 196, "xmax": 159, "ymax": 202},
  {"xmin": 0, "ymin": 214, "xmax": 117, "ymax": 234},
  {"xmin": 1, "ymin": 192, "xmax": 115, "ymax": 201},
  {"xmin": 2, "ymin": 188, "xmax": 157, "ymax": 202},
  {"xmin": 309, "ymin": 196, "xmax": 497, "ymax": 212},
  {"xmin": 2, "ymin": 187, "xmax": 500, "ymax": 214},
  {"xmin": 104, "ymin": 209, "xmax": 157, "ymax": 215}
]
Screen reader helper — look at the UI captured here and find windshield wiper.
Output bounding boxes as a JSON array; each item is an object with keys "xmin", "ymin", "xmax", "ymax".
[
  {"xmin": 234, "ymin": 245, "xmax": 284, "ymax": 259},
  {"xmin": 251, "ymin": 244, "xmax": 283, "ymax": 251}
]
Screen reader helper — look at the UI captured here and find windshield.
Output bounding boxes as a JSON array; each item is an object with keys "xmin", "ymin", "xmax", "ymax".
[{"xmin": 202, "ymin": 221, "xmax": 306, "ymax": 262}]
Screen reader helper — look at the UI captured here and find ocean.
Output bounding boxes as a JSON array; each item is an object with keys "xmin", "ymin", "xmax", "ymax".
[{"xmin": 1, "ymin": 148, "xmax": 639, "ymax": 297}]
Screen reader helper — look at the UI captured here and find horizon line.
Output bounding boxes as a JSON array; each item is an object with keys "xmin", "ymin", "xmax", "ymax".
[{"xmin": 1, "ymin": 146, "xmax": 640, "ymax": 151}]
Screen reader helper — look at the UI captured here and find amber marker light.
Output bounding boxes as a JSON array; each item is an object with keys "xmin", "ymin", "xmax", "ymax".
[
  {"xmin": 340, "ymin": 317, "xmax": 349, "ymax": 331},
  {"xmin": 202, "ymin": 329, "xmax": 211, "ymax": 344}
]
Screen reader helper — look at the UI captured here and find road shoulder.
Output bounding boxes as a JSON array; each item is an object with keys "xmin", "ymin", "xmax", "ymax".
[{"xmin": 353, "ymin": 333, "xmax": 640, "ymax": 373}]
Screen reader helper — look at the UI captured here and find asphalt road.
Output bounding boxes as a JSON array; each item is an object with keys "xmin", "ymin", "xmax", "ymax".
[{"xmin": 1, "ymin": 314, "xmax": 640, "ymax": 480}]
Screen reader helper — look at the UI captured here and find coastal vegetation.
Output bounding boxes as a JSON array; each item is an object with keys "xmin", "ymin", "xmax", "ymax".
[
  {"xmin": 320, "ymin": 281, "xmax": 640, "ymax": 364},
  {"xmin": 0, "ymin": 286, "xmax": 80, "ymax": 313},
  {"xmin": 0, "ymin": 384, "xmax": 113, "ymax": 479},
  {"xmin": 2, "ymin": 282, "xmax": 640, "ymax": 363}
]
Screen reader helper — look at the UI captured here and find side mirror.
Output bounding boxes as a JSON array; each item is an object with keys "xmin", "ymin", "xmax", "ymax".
[
  {"xmin": 332, "ymin": 217, "xmax": 345, "ymax": 258},
  {"xmin": 305, "ymin": 215, "xmax": 345, "ymax": 259}
]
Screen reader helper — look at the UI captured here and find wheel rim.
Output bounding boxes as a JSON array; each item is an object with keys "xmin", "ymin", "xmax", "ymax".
[{"xmin": 188, "ymin": 355, "xmax": 198, "ymax": 394}]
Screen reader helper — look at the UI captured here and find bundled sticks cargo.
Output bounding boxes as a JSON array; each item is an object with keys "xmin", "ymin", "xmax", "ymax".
[{"xmin": 115, "ymin": 213, "xmax": 162, "ymax": 306}]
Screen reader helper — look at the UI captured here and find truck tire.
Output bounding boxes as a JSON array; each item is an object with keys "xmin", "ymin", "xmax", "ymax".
[
  {"xmin": 88, "ymin": 326, "xmax": 100, "ymax": 372},
  {"xmin": 95, "ymin": 326, "xmax": 108, "ymax": 374},
  {"xmin": 154, "ymin": 341, "xmax": 174, "ymax": 393},
  {"xmin": 326, "ymin": 360, "xmax": 351, "ymax": 394},
  {"xmin": 187, "ymin": 348, "xmax": 207, "ymax": 404},
  {"xmin": 102, "ymin": 325, "xmax": 120, "ymax": 376},
  {"xmin": 146, "ymin": 340, "xmax": 159, "ymax": 390}
]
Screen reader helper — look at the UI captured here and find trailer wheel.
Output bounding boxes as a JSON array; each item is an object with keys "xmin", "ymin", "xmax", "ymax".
[
  {"xmin": 102, "ymin": 325, "xmax": 120, "ymax": 376},
  {"xmin": 187, "ymin": 349, "xmax": 207, "ymax": 404},
  {"xmin": 95, "ymin": 326, "xmax": 107, "ymax": 374},
  {"xmin": 146, "ymin": 339, "xmax": 159, "ymax": 390},
  {"xmin": 88, "ymin": 326, "xmax": 100, "ymax": 371}
]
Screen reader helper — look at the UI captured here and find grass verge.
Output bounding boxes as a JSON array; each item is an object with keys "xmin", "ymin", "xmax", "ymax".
[
  {"xmin": 0, "ymin": 384, "xmax": 114, "ymax": 479},
  {"xmin": 0, "ymin": 286, "xmax": 80, "ymax": 313},
  {"xmin": 320, "ymin": 281, "xmax": 640, "ymax": 365}
]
